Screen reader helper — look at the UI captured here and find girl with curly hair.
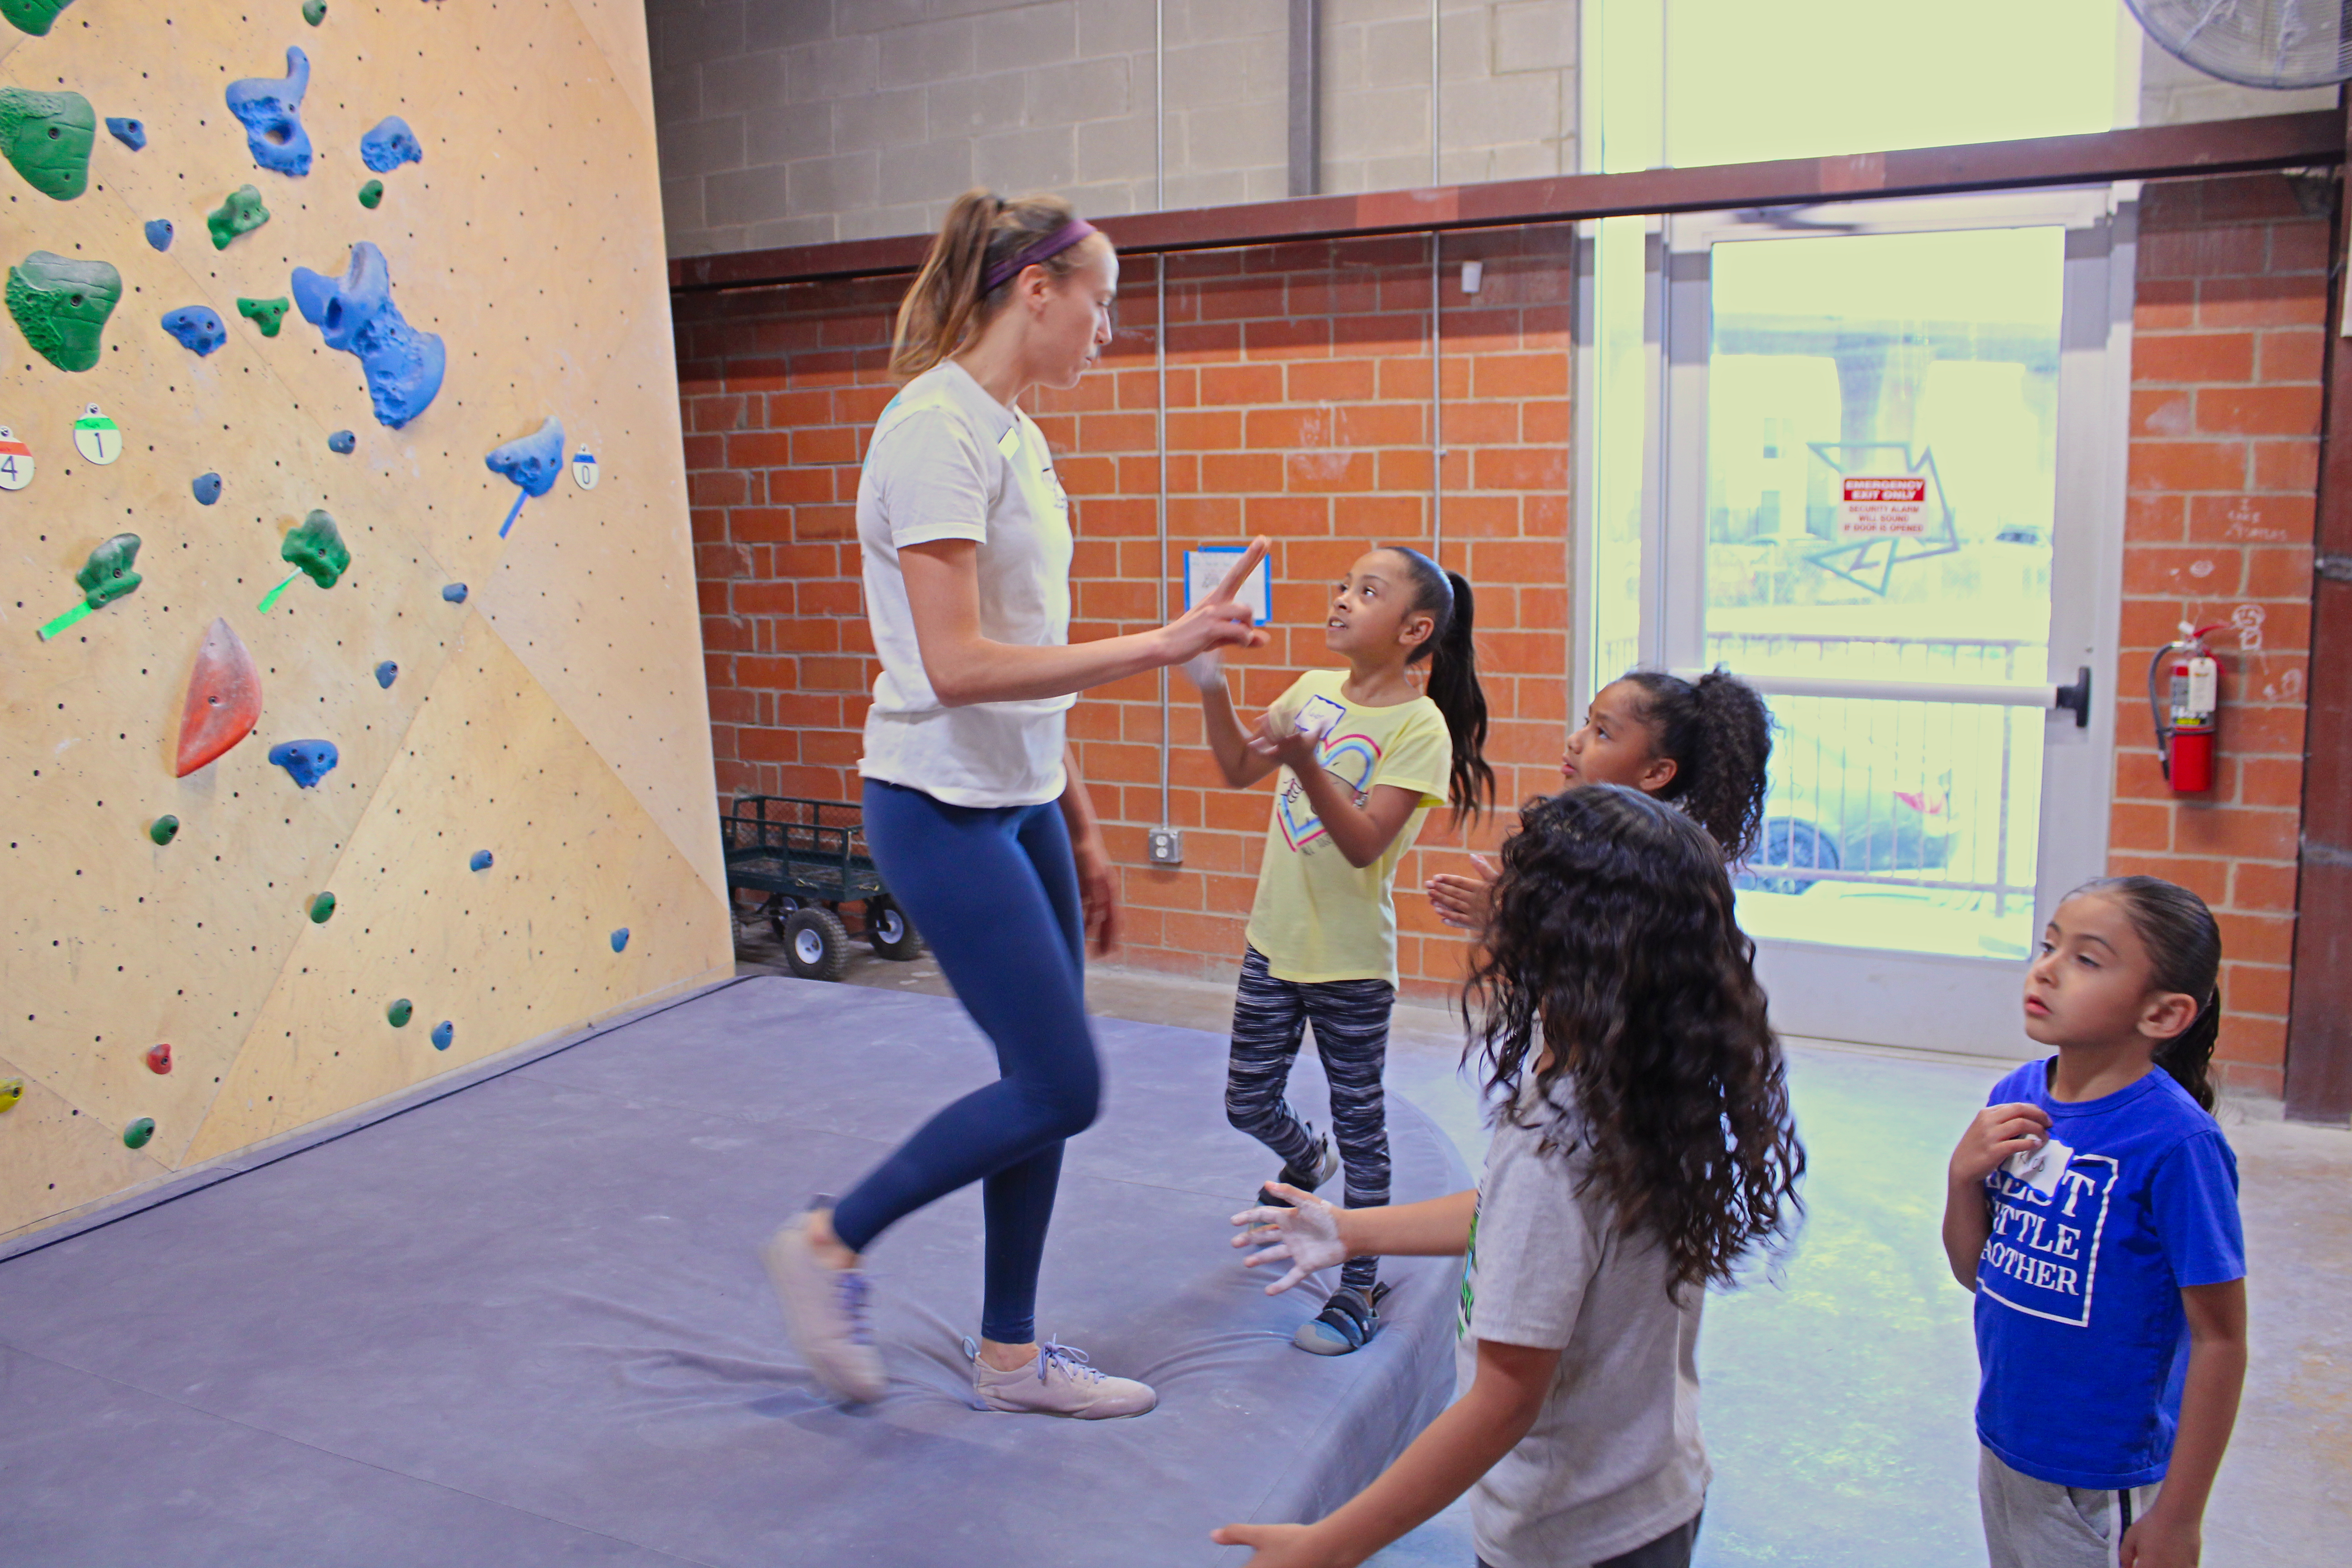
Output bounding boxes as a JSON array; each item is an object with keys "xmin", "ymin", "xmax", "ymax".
[
  {"xmin": 1215, "ymin": 784, "xmax": 1806, "ymax": 1568},
  {"xmin": 1426, "ymin": 666, "xmax": 1771, "ymax": 926}
]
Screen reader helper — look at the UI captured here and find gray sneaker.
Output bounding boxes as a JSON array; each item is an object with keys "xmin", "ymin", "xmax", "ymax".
[
  {"xmin": 1256, "ymin": 1128, "xmax": 1341, "ymax": 1208},
  {"xmin": 969, "ymin": 1339, "xmax": 1156, "ymax": 1419},
  {"xmin": 759, "ymin": 1214, "xmax": 887, "ymax": 1404}
]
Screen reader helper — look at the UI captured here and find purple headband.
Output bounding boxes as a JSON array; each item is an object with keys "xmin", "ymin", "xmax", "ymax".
[{"xmin": 982, "ymin": 218, "xmax": 1098, "ymax": 294}]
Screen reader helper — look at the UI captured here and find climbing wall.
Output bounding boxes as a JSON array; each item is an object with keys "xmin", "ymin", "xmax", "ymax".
[{"xmin": 0, "ymin": 1, "xmax": 728, "ymax": 1238}]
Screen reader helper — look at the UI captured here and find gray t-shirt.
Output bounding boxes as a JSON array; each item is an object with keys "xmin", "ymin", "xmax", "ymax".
[{"xmin": 1457, "ymin": 1095, "xmax": 1709, "ymax": 1568}]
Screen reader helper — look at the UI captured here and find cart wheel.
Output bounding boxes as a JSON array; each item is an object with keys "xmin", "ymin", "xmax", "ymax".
[
  {"xmin": 765, "ymin": 894, "xmax": 803, "ymax": 942},
  {"xmin": 782, "ymin": 906, "xmax": 850, "ymax": 982},
  {"xmin": 866, "ymin": 895, "xmax": 925, "ymax": 961}
]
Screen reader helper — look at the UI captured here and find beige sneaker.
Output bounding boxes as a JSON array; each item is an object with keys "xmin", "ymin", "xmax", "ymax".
[
  {"xmin": 759, "ymin": 1212, "xmax": 887, "ymax": 1404},
  {"xmin": 969, "ymin": 1339, "xmax": 1156, "ymax": 1419}
]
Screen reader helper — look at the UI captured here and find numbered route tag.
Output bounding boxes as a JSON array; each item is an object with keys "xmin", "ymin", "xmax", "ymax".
[
  {"xmin": 0, "ymin": 426, "xmax": 30, "ymax": 491},
  {"xmin": 72, "ymin": 404, "xmax": 122, "ymax": 466},
  {"xmin": 572, "ymin": 445, "xmax": 598, "ymax": 491}
]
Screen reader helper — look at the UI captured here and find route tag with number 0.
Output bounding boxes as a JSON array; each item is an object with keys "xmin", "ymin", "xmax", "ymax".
[
  {"xmin": 572, "ymin": 445, "xmax": 599, "ymax": 491},
  {"xmin": 0, "ymin": 426, "xmax": 30, "ymax": 491}
]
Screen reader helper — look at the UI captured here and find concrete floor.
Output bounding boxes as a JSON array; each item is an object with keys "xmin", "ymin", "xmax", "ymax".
[{"xmin": 739, "ymin": 930, "xmax": 2351, "ymax": 1567}]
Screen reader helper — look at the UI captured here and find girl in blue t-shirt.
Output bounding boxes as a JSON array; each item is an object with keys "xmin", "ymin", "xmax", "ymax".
[{"xmin": 1942, "ymin": 875, "xmax": 2247, "ymax": 1568}]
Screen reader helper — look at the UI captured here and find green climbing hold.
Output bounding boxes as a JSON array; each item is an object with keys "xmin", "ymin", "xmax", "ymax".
[
  {"xmin": 208, "ymin": 185, "xmax": 270, "ymax": 250},
  {"xmin": 123, "ymin": 1116, "xmax": 154, "ymax": 1149},
  {"xmin": 386, "ymin": 998, "xmax": 412, "ymax": 1028},
  {"xmin": 309, "ymin": 891, "xmax": 336, "ymax": 923},
  {"xmin": 0, "ymin": 0, "xmax": 76, "ymax": 38},
  {"xmin": 149, "ymin": 815, "xmax": 179, "ymax": 845},
  {"xmin": 6, "ymin": 251, "xmax": 121, "ymax": 373},
  {"xmin": 0, "ymin": 1078, "xmax": 20, "ymax": 1112},
  {"xmin": 358, "ymin": 178, "xmax": 383, "ymax": 209},
  {"xmin": 303, "ymin": 0, "xmax": 325, "ymax": 23},
  {"xmin": 0, "ymin": 87, "xmax": 95, "ymax": 201},
  {"xmin": 238, "ymin": 296, "xmax": 289, "ymax": 336},
  {"xmin": 74, "ymin": 531, "xmax": 141, "ymax": 608},
  {"xmin": 282, "ymin": 510, "xmax": 348, "ymax": 587}
]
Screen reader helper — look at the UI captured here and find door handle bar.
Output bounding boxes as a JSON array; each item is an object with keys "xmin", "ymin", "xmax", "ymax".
[{"xmin": 1675, "ymin": 667, "xmax": 2092, "ymax": 727}]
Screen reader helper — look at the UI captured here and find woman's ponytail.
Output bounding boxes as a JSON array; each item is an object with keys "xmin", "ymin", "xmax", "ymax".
[
  {"xmin": 891, "ymin": 189, "xmax": 1091, "ymax": 378},
  {"xmin": 1386, "ymin": 549, "xmax": 1492, "ymax": 824}
]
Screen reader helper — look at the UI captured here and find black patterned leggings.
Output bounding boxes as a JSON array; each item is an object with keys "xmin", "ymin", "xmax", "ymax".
[{"xmin": 1225, "ymin": 946, "xmax": 1393, "ymax": 1292}]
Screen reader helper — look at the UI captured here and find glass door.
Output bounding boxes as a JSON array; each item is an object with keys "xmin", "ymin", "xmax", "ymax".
[{"xmin": 1653, "ymin": 191, "xmax": 2129, "ymax": 1055}]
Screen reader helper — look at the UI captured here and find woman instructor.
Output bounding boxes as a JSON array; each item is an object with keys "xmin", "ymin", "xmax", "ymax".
[{"xmin": 763, "ymin": 190, "xmax": 1269, "ymax": 1418}]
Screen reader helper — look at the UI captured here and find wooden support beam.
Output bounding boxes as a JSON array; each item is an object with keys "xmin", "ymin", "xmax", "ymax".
[
  {"xmin": 2285, "ymin": 103, "xmax": 2352, "ymax": 1126},
  {"xmin": 670, "ymin": 110, "xmax": 2345, "ymax": 292}
]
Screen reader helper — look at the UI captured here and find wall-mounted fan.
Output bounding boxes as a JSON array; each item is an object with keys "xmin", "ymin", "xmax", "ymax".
[{"xmin": 2127, "ymin": 0, "xmax": 2352, "ymax": 89}]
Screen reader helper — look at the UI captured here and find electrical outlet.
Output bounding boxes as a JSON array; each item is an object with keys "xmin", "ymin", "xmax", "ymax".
[{"xmin": 1147, "ymin": 827, "xmax": 1184, "ymax": 866}]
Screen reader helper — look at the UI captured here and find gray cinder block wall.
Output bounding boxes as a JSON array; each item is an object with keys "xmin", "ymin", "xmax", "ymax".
[{"xmin": 650, "ymin": 0, "xmax": 1578, "ymax": 258}]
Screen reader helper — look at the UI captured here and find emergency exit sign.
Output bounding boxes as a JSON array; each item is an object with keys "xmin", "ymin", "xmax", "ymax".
[{"xmin": 1838, "ymin": 475, "xmax": 1929, "ymax": 537}]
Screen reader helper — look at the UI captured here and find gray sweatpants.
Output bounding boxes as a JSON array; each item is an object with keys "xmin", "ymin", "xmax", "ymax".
[{"xmin": 1980, "ymin": 1446, "xmax": 2163, "ymax": 1568}]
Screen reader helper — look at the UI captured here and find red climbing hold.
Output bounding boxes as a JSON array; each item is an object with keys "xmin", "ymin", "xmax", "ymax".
[
  {"xmin": 174, "ymin": 617, "xmax": 264, "ymax": 778},
  {"xmin": 146, "ymin": 1043, "xmax": 172, "ymax": 1074}
]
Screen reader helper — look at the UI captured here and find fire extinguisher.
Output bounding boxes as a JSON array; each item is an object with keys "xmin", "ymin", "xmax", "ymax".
[{"xmin": 2147, "ymin": 624, "xmax": 2222, "ymax": 794}]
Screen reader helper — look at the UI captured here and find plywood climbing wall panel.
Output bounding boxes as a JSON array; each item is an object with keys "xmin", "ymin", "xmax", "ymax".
[{"xmin": 0, "ymin": 1, "xmax": 724, "ymax": 1238}]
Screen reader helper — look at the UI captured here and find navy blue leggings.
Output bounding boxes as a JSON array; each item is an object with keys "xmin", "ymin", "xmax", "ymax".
[{"xmin": 828, "ymin": 778, "xmax": 1099, "ymax": 1346}]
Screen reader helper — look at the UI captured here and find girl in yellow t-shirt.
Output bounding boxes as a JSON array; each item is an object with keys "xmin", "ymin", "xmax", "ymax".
[{"xmin": 1181, "ymin": 545, "xmax": 1494, "ymax": 1355}]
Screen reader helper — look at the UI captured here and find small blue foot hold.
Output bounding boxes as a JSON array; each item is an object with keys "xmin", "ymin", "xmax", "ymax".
[
  {"xmin": 486, "ymin": 416, "xmax": 564, "ymax": 497},
  {"xmin": 143, "ymin": 218, "xmax": 172, "ymax": 251},
  {"xmin": 611, "ymin": 927, "xmax": 630, "ymax": 953},
  {"xmin": 468, "ymin": 849, "xmax": 493, "ymax": 871},
  {"xmin": 192, "ymin": 472, "xmax": 221, "ymax": 505},
  {"xmin": 327, "ymin": 428, "xmax": 355, "ymax": 454},
  {"xmin": 441, "ymin": 582, "xmax": 467, "ymax": 603},
  {"xmin": 160, "ymin": 305, "xmax": 226, "ymax": 357},
  {"xmin": 358, "ymin": 115, "xmax": 421, "ymax": 173},
  {"xmin": 430, "ymin": 1020, "xmax": 453, "ymax": 1051},
  {"xmin": 373, "ymin": 659, "xmax": 397, "ymax": 688},
  {"xmin": 290, "ymin": 241, "xmax": 444, "ymax": 428},
  {"xmin": 105, "ymin": 116, "xmax": 144, "ymax": 151},
  {"xmin": 267, "ymin": 739, "xmax": 339, "ymax": 788},
  {"xmin": 225, "ymin": 45, "xmax": 311, "ymax": 176}
]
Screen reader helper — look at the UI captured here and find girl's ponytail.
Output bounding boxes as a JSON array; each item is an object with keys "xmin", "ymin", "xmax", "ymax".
[
  {"xmin": 1619, "ymin": 666, "xmax": 1773, "ymax": 864},
  {"xmin": 1387, "ymin": 550, "xmax": 1493, "ymax": 823},
  {"xmin": 2073, "ymin": 875, "xmax": 2224, "ymax": 1111},
  {"xmin": 891, "ymin": 189, "xmax": 1091, "ymax": 378}
]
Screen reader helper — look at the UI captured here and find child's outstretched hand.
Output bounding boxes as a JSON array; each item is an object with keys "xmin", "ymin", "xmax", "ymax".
[
  {"xmin": 1208, "ymin": 1522, "xmax": 1346, "ymax": 1566},
  {"xmin": 1426, "ymin": 853, "xmax": 1498, "ymax": 929},
  {"xmin": 1246, "ymin": 708, "xmax": 1325, "ymax": 773},
  {"xmin": 1948, "ymin": 1102, "xmax": 2051, "ymax": 1187},
  {"xmin": 1231, "ymin": 1185, "xmax": 1347, "ymax": 1294},
  {"xmin": 1178, "ymin": 648, "xmax": 1225, "ymax": 691}
]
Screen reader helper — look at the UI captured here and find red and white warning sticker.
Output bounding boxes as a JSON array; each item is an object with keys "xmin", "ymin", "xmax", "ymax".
[
  {"xmin": 1838, "ymin": 475, "xmax": 1927, "ymax": 537},
  {"xmin": 0, "ymin": 426, "xmax": 31, "ymax": 492}
]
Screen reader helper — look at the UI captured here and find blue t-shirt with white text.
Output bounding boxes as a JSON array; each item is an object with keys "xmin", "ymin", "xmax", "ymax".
[{"xmin": 1972, "ymin": 1059, "xmax": 2244, "ymax": 1490}]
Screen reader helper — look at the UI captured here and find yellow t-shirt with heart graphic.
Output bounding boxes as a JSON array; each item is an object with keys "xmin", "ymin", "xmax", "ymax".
[{"xmin": 1243, "ymin": 668, "xmax": 1452, "ymax": 985}]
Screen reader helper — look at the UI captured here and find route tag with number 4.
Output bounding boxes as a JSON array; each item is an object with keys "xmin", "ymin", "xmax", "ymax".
[{"xmin": 0, "ymin": 426, "xmax": 30, "ymax": 491}]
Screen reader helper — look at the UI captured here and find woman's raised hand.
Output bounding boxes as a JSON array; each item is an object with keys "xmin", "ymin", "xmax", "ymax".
[
  {"xmin": 1230, "ymin": 1184, "xmax": 1348, "ymax": 1295},
  {"xmin": 1158, "ymin": 536, "xmax": 1272, "ymax": 665},
  {"xmin": 1425, "ymin": 853, "xmax": 1498, "ymax": 929}
]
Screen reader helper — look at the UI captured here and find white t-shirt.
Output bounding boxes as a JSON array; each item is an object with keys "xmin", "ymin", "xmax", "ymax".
[
  {"xmin": 1457, "ymin": 1092, "xmax": 1710, "ymax": 1568},
  {"xmin": 856, "ymin": 360, "xmax": 1075, "ymax": 808}
]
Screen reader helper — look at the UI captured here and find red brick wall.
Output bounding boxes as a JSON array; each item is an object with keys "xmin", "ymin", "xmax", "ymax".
[
  {"xmin": 672, "ymin": 230, "xmax": 1575, "ymax": 998},
  {"xmin": 2118, "ymin": 173, "xmax": 2325, "ymax": 1096}
]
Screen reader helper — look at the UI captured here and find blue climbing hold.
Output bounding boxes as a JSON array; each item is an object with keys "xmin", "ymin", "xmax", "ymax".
[
  {"xmin": 160, "ymin": 305, "xmax": 226, "ymax": 357},
  {"xmin": 441, "ymin": 583, "xmax": 467, "ymax": 603},
  {"xmin": 485, "ymin": 416, "xmax": 564, "ymax": 497},
  {"xmin": 468, "ymin": 849, "xmax": 492, "ymax": 871},
  {"xmin": 192, "ymin": 472, "xmax": 221, "ymax": 505},
  {"xmin": 105, "ymin": 116, "xmax": 144, "ymax": 151},
  {"xmin": 267, "ymin": 739, "xmax": 339, "ymax": 788},
  {"xmin": 225, "ymin": 45, "xmax": 311, "ymax": 176},
  {"xmin": 358, "ymin": 115, "xmax": 421, "ymax": 173},
  {"xmin": 290, "ymin": 241, "xmax": 445, "ymax": 428},
  {"xmin": 611, "ymin": 927, "xmax": 630, "ymax": 953},
  {"xmin": 143, "ymin": 218, "xmax": 172, "ymax": 251},
  {"xmin": 374, "ymin": 660, "xmax": 397, "ymax": 688},
  {"xmin": 327, "ymin": 429, "xmax": 355, "ymax": 454},
  {"xmin": 430, "ymin": 1020, "xmax": 452, "ymax": 1051}
]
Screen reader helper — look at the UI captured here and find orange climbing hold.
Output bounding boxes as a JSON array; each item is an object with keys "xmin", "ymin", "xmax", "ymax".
[
  {"xmin": 174, "ymin": 617, "xmax": 263, "ymax": 777},
  {"xmin": 145, "ymin": 1043, "xmax": 171, "ymax": 1074}
]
